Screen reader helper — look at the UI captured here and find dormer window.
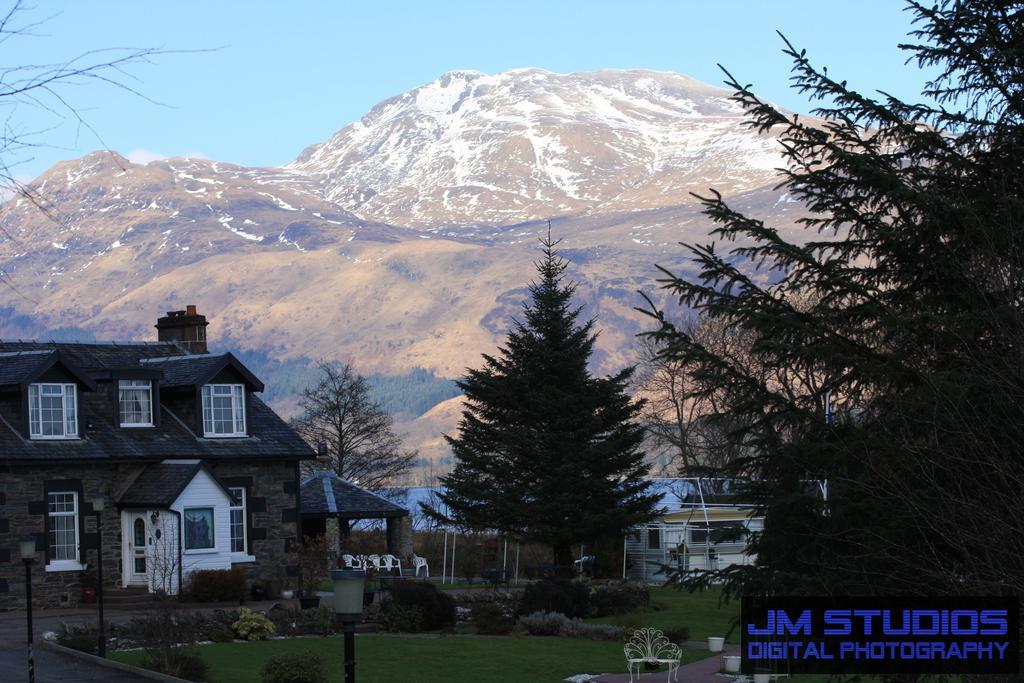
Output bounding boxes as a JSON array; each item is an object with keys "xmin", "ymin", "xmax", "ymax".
[
  {"xmin": 119, "ymin": 379, "xmax": 154, "ymax": 427},
  {"xmin": 201, "ymin": 384, "xmax": 246, "ymax": 437},
  {"xmin": 28, "ymin": 383, "xmax": 78, "ymax": 439}
]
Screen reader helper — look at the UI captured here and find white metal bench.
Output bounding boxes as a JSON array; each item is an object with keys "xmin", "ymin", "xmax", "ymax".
[{"xmin": 624, "ymin": 628, "xmax": 682, "ymax": 682}]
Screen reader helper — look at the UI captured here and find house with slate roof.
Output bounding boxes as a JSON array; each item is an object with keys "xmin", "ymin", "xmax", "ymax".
[{"xmin": 0, "ymin": 306, "xmax": 314, "ymax": 609}]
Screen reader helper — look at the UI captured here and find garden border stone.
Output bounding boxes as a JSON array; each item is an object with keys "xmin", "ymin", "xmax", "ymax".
[{"xmin": 40, "ymin": 640, "xmax": 192, "ymax": 683}]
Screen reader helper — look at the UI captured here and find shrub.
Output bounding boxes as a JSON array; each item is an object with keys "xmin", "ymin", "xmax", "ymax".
[
  {"xmin": 261, "ymin": 652, "xmax": 329, "ymax": 683},
  {"xmin": 312, "ymin": 604, "xmax": 336, "ymax": 637},
  {"xmin": 518, "ymin": 610, "xmax": 569, "ymax": 636},
  {"xmin": 376, "ymin": 601, "xmax": 424, "ymax": 633},
  {"xmin": 664, "ymin": 626, "xmax": 691, "ymax": 644},
  {"xmin": 559, "ymin": 618, "xmax": 622, "ymax": 641},
  {"xmin": 265, "ymin": 606, "xmax": 342, "ymax": 638},
  {"xmin": 518, "ymin": 579, "xmax": 590, "ymax": 618},
  {"xmin": 143, "ymin": 648, "xmax": 207, "ymax": 682},
  {"xmin": 185, "ymin": 567, "xmax": 248, "ymax": 603},
  {"xmin": 390, "ymin": 580, "xmax": 456, "ymax": 630},
  {"xmin": 206, "ymin": 627, "xmax": 235, "ymax": 643},
  {"xmin": 232, "ymin": 607, "xmax": 276, "ymax": 641},
  {"xmin": 588, "ymin": 581, "xmax": 650, "ymax": 617},
  {"xmin": 471, "ymin": 601, "xmax": 514, "ymax": 635},
  {"xmin": 56, "ymin": 623, "xmax": 98, "ymax": 654}
]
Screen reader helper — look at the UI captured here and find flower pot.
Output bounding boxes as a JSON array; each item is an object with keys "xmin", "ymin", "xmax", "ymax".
[
  {"xmin": 299, "ymin": 596, "xmax": 320, "ymax": 609},
  {"xmin": 281, "ymin": 590, "xmax": 294, "ymax": 600},
  {"xmin": 707, "ymin": 636, "xmax": 725, "ymax": 652},
  {"xmin": 81, "ymin": 587, "xmax": 96, "ymax": 604},
  {"xmin": 722, "ymin": 655, "xmax": 741, "ymax": 673},
  {"xmin": 753, "ymin": 675, "xmax": 771, "ymax": 683}
]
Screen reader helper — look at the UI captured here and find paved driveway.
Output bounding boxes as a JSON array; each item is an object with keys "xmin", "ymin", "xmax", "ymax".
[
  {"xmin": 0, "ymin": 606, "xmax": 154, "ymax": 682},
  {"xmin": 0, "ymin": 642, "xmax": 149, "ymax": 682}
]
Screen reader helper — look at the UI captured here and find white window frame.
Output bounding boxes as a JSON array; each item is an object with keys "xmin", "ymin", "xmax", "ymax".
[
  {"xmin": 228, "ymin": 487, "xmax": 255, "ymax": 562},
  {"xmin": 28, "ymin": 383, "xmax": 78, "ymax": 440},
  {"xmin": 183, "ymin": 506, "xmax": 216, "ymax": 553},
  {"xmin": 118, "ymin": 379, "xmax": 154, "ymax": 427},
  {"xmin": 201, "ymin": 384, "xmax": 246, "ymax": 437},
  {"xmin": 46, "ymin": 491, "xmax": 85, "ymax": 572}
]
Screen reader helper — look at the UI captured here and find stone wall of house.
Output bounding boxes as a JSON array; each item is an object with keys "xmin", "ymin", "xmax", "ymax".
[
  {"xmin": 0, "ymin": 459, "xmax": 301, "ymax": 611},
  {"xmin": 0, "ymin": 463, "xmax": 141, "ymax": 611},
  {"xmin": 209, "ymin": 459, "xmax": 301, "ymax": 597}
]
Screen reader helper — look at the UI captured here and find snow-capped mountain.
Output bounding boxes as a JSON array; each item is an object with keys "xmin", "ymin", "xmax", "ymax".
[
  {"xmin": 287, "ymin": 69, "xmax": 784, "ymax": 228},
  {"xmin": 0, "ymin": 69, "xmax": 809, "ymax": 464}
]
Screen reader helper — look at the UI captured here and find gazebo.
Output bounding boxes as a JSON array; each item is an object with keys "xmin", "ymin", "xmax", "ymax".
[{"xmin": 300, "ymin": 471, "xmax": 413, "ymax": 562}]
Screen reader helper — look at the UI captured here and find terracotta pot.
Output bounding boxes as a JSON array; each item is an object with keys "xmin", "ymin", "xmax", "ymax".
[{"xmin": 81, "ymin": 587, "xmax": 96, "ymax": 604}]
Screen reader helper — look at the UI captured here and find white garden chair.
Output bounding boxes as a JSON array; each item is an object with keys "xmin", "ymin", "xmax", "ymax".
[
  {"xmin": 412, "ymin": 554, "xmax": 429, "ymax": 578},
  {"xmin": 382, "ymin": 554, "xmax": 403, "ymax": 576},
  {"xmin": 341, "ymin": 554, "xmax": 362, "ymax": 569},
  {"xmin": 624, "ymin": 628, "xmax": 682, "ymax": 682},
  {"xmin": 366, "ymin": 554, "xmax": 385, "ymax": 571}
]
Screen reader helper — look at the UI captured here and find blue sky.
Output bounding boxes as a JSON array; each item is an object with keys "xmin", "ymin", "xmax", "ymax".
[{"xmin": 12, "ymin": 1, "xmax": 931, "ymax": 180}]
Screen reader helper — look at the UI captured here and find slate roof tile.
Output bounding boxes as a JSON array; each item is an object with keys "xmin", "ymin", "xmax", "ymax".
[
  {"xmin": 0, "ymin": 341, "xmax": 314, "ymax": 463},
  {"xmin": 300, "ymin": 472, "xmax": 408, "ymax": 519}
]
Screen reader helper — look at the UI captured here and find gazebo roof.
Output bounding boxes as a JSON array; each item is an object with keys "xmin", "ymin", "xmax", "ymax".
[{"xmin": 300, "ymin": 471, "xmax": 408, "ymax": 519}]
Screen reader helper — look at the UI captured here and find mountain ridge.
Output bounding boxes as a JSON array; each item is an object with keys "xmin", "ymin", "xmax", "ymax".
[{"xmin": 0, "ymin": 68, "xmax": 810, "ymax": 468}]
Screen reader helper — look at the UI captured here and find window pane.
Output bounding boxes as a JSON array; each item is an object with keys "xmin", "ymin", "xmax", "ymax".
[
  {"xmin": 29, "ymin": 384, "xmax": 77, "ymax": 437},
  {"xmin": 41, "ymin": 392, "xmax": 63, "ymax": 435},
  {"xmin": 47, "ymin": 491, "xmax": 78, "ymax": 562},
  {"xmin": 230, "ymin": 509, "xmax": 244, "ymax": 552},
  {"xmin": 184, "ymin": 508, "xmax": 214, "ymax": 550},
  {"xmin": 29, "ymin": 385, "xmax": 40, "ymax": 434},
  {"xmin": 64, "ymin": 385, "xmax": 76, "ymax": 436},
  {"xmin": 119, "ymin": 380, "xmax": 152, "ymax": 425},
  {"xmin": 203, "ymin": 385, "xmax": 246, "ymax": 436},
  {"xmin": 202, "ymin": 385, "xmax": 212, "ymax": 434},
  {"xmin": 228, "ymin": 487, "xmax": 245, "ymax": 553},
  {"xmin": 233, "ymin": 386, "xmax": 245, "ymax": 434}
]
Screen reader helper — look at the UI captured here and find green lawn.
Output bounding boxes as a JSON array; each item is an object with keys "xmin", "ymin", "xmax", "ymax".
[
  {"xmin": 588, "ymin": 585, "xmax": 743, "ymax": 643},
  {"xmin": 113, "ymin": 635, "xmax": 712, "ymax": 683}
]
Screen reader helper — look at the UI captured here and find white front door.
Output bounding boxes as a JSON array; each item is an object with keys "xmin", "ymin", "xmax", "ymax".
[{"xmin": 126, "ymin": 512, "xmax": 149, "ymax": 586}]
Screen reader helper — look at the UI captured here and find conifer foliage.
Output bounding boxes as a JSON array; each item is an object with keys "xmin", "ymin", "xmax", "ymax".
[
  {"xmin": 436, "ymin": 232, "xmax": 658, "ymax": 567},
  {"xmin": 644, "ymin": 0, "xmax": 1024, "ymax": 599}
]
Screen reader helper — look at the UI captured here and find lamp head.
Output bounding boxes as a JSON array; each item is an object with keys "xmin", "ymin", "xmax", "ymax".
[
  {"xmin": 330, "ymin": 568, "xmax": 366, "ymax": 621},
  {"xmin": 92, "ymin": 493, "xmax": 106, "ymax": 513},
  {"xmin": 19, "ymin": 536, "xmax": 36, "ymax": 561}
]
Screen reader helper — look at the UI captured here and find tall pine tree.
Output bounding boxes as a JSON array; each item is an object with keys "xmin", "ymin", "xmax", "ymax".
[
  {"xmin": 436, "ymin": 232, "xmax": 658, "ymax": 567},
  {"xmin": 644, "ymin": 0, "xmax": 1024, "ymax": 601}
]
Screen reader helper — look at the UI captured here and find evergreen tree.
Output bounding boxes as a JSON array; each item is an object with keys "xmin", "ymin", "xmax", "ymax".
[
  {"xmin": 436, "ymin": 232, "xmax": 658, "ymax": 567},
  {"xmin": 644, "ymin": 0, "xmax": 1024, "ymax": 600}
]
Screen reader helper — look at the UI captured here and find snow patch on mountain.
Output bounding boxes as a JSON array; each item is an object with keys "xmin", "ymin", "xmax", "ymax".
[{"xmin": 287, "ymin": 68, "xmax": 787, "ymax": 228}]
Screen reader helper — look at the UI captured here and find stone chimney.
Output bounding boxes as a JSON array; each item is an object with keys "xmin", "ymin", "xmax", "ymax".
[{"xmin": 155, "ymin": 304, "xmax": 209, "ymax": 353}]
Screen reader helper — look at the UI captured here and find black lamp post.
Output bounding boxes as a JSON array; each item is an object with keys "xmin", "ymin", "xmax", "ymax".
[
  {"xmin": 19, "ymin": 535, "xmax": 36, "ymax": 683},
  {"xmin": 330, "ymin": 568, "xmax": 366, "ymax": 683},
  {"xmin": 92, "ymin": 493, "xmax": 106, "ymax": 658}
]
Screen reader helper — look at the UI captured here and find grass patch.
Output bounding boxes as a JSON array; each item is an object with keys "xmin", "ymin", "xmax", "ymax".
[
  {"xmin": 111, "ymin": 634, "xmax": 711, "ymax": 683},
  {"xmin": 588, "ymin": 585, "xmax": 742, "ymax": 643}
]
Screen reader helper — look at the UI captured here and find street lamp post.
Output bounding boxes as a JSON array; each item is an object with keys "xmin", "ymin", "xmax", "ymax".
[
  {"xmin": 19, "ymin": 536, "xmax": 36, "ymax": 683},
  {"xmin": 92, "ymin": 494, "xmax": 107, "ymax": 658},
  {"xmin": 330, "ymin": 568, "xmax": 366, "ymax": 683}
]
